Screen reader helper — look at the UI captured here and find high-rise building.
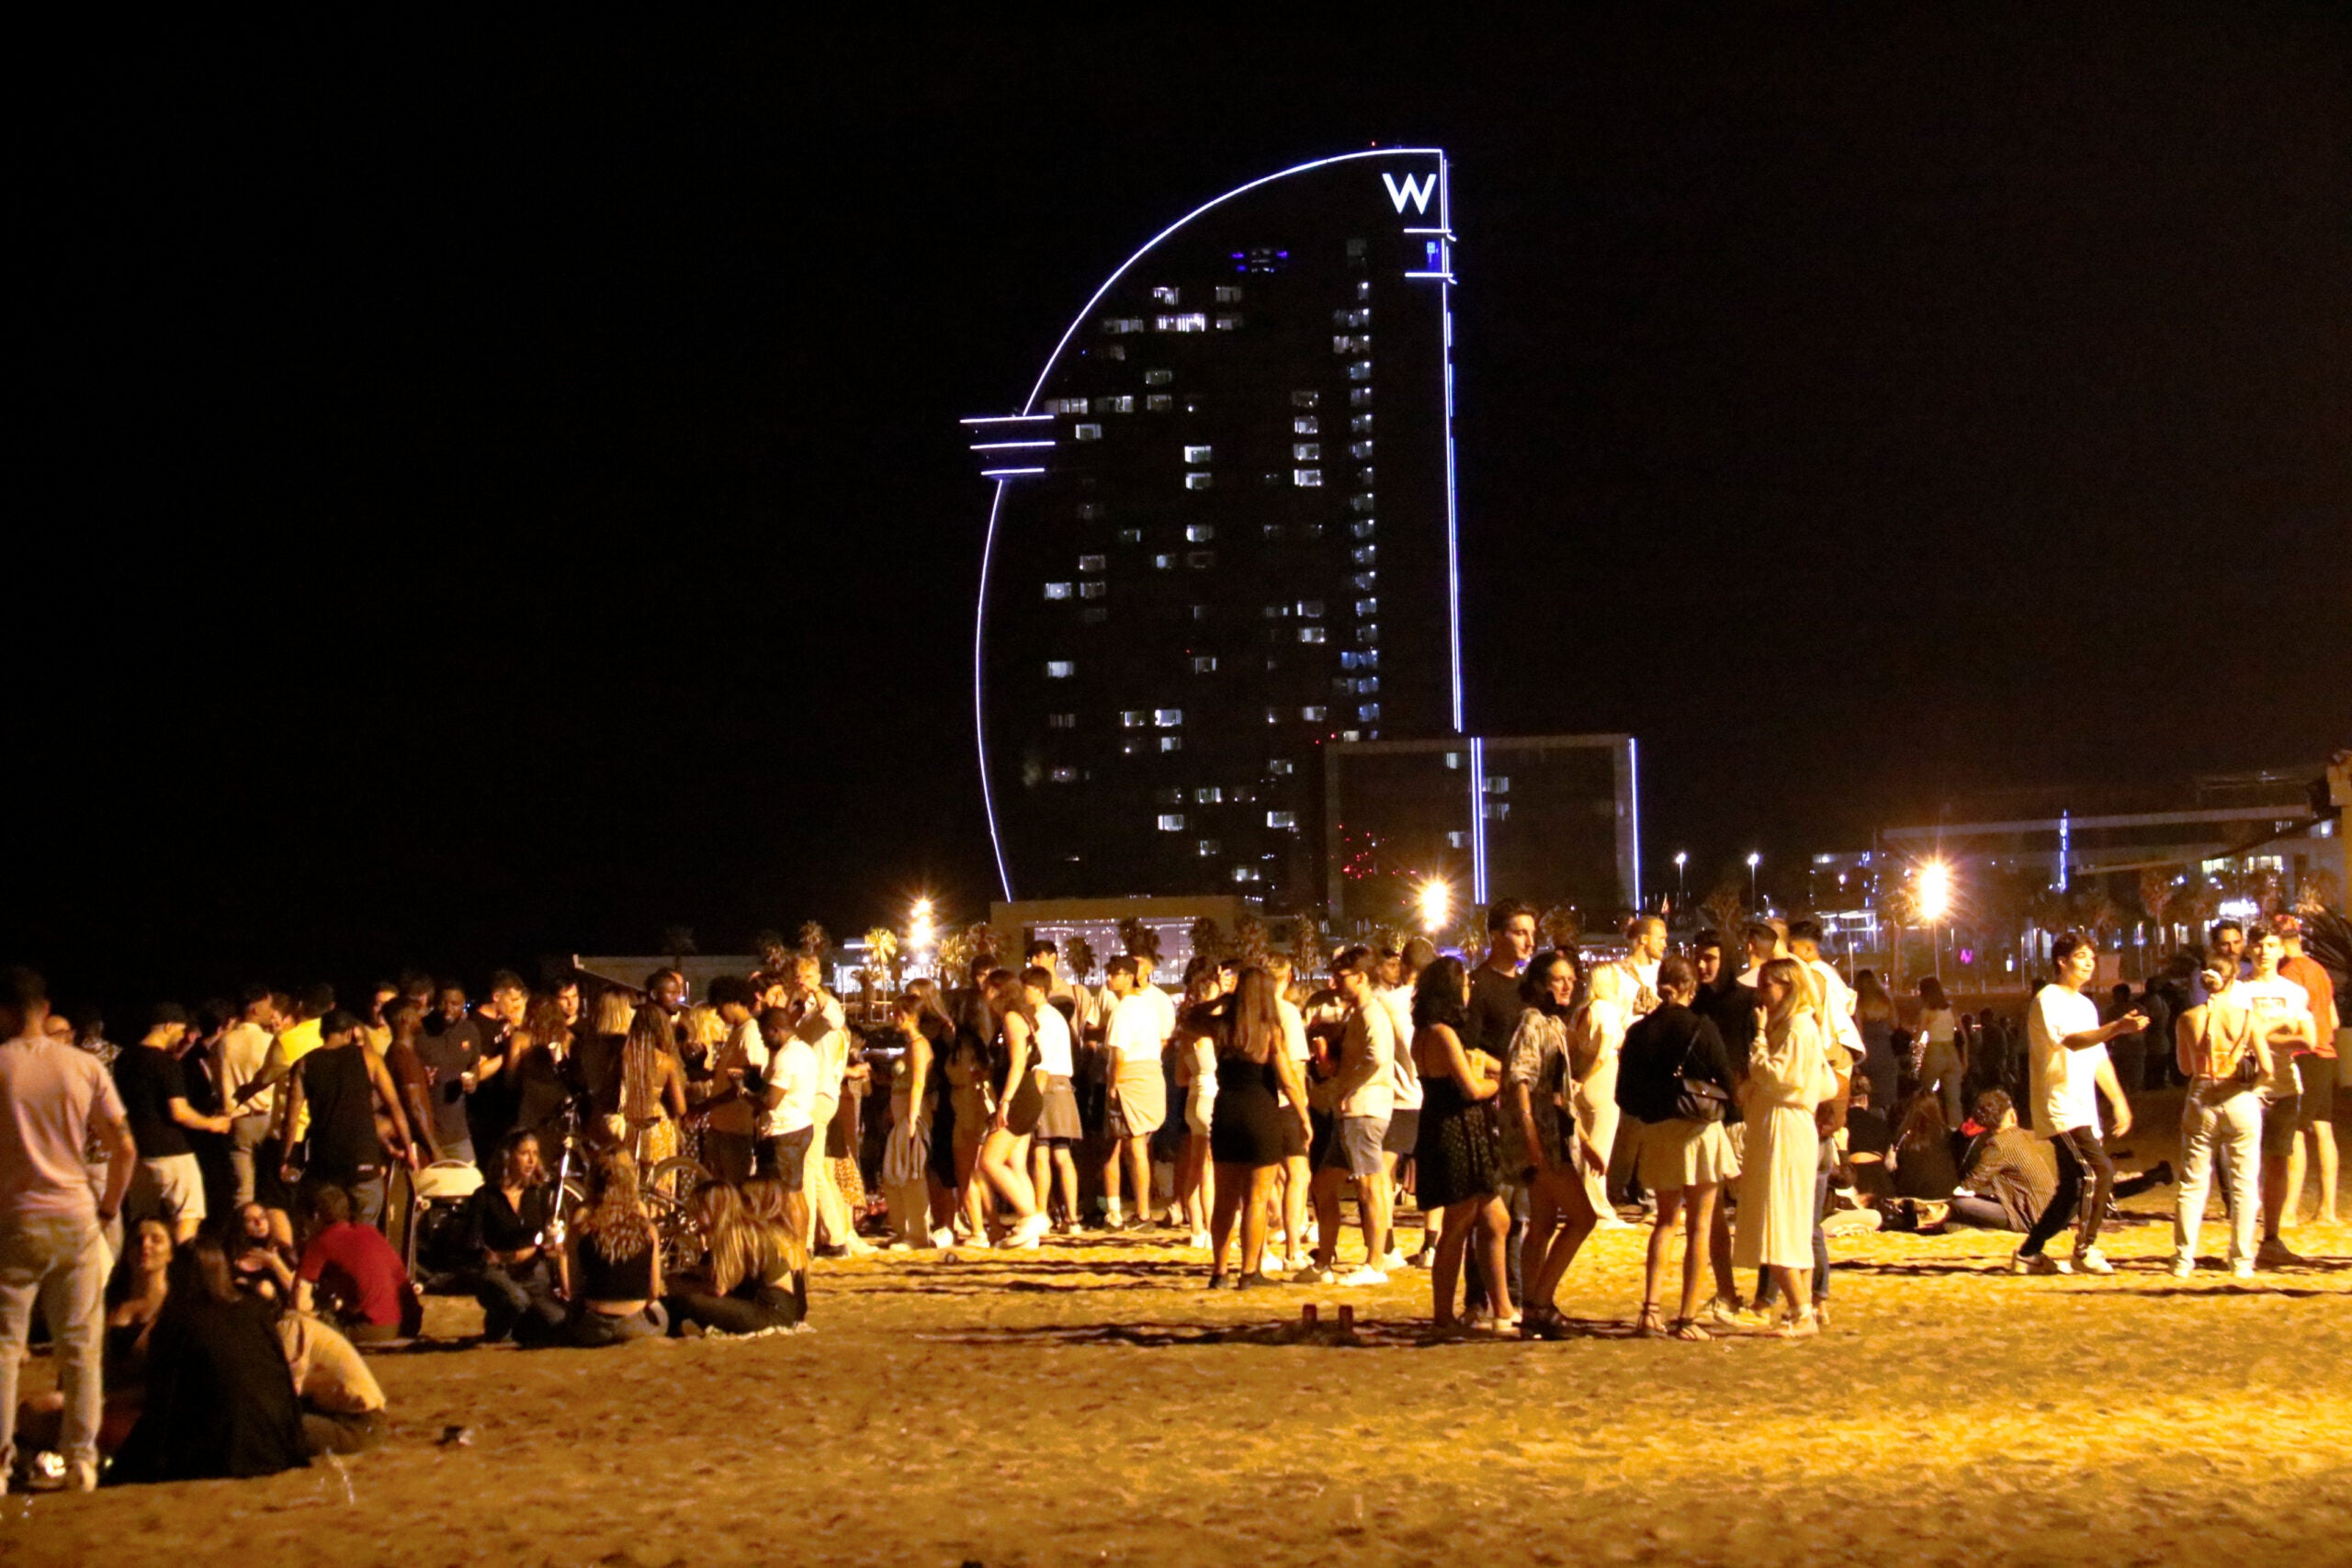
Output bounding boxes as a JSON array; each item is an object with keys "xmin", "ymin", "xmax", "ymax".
[{"xmin": 967, "ymin": 149, "xmax": 1459, "ymax": 903}]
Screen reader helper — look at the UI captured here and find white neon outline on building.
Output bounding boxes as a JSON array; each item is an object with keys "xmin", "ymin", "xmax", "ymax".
[
  {"xmin": 1469, "ymin": 735, "xmax": 1489, "ymax": 906},
  {"xmin": 975, "ymin": 147, "xmax": 1455, "ymax": 901},
  {"xmin": 1628, "ymin": 735, "xmax": 1643, "ymax": 910}
]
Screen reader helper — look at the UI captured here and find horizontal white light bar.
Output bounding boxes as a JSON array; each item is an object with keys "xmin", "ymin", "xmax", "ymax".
[
  {"xmin": 960, "ymin": 413, "xmax": 1056, "ymax": 425},
  {"xmin": 979, "ymin": 467, "xmax": 1046, "ymax": 478},
  {"xmin": 969, "ymin": 440, "xmax": 1057, "ymax": 450}
]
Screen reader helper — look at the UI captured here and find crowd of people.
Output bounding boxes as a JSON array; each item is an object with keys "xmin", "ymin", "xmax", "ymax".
[{"xmin": 0, "ymin": 903, "xmax": 2338, "ymax": 1491}]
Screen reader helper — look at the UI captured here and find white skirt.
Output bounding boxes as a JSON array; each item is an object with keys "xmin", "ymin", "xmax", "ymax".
[
  {"xmin": 1634, "ymin": 1117, "xmax": 1739, "ymax": 1191},
  {"xmin": 1732, "ymin": 1103, "xmax": 1820, "ymax": 1270}
]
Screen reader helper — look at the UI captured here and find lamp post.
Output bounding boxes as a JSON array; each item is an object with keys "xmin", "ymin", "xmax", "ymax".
[
  {"xmin": 909, "ymin": 897, "xmax": 936, "ymax": 976},
  {"xmin": 1417, "ymin": 877, "xmax": 1453, "ymax": 937},
  {"xmin": 1918, "ymin": 862, "xmax": 1951, "ymax": 983},
  {"xmin": 1747, "ymin": 852, "xmax": 1761, "ymax": 909},
  {"xmin": 1674, "ymin": 851, "xmax": 1688, "ymax": 909}
]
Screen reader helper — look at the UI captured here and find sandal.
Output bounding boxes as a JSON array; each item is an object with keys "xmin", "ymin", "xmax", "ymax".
[
  {"xmin": 1668, "ymin": 1317, "xmax": 1711, "ymax": 1342},
  {"xmin": 1773, "ymin": 1310, "xmax": 1820, "ymax": 1340},
  {"xmin": 1635, "ymin": 1306, "xmax": 1665, "ymax": 1338}
]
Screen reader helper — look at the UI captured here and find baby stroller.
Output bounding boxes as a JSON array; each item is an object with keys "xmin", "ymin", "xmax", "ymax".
[{"xmin": 406, "ymin": 1157, "xmax": 486, "ymax": 1289}]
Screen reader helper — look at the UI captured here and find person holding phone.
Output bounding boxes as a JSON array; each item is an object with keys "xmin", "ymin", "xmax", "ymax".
[
  {"xmin": 2014, "ymin": 932, "xmax": 2145, "ymax": 1277},
  {"xmin": 2171, "ymin": 948, "xmax": 2271, "ymax": 1278}
]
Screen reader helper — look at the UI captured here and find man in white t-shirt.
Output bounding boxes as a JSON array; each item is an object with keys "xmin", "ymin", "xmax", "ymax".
[
  {"xmin": 1375, "ymin": 940, "xmax": 1427, "ymax": 1268},
  {"xmin": 2015, "ymin": 933, "xmax": 2145, "ymax": 1276},
  {"xmin": 1304, "ymin": 946, "xmax": 1396, "ymax": 1285},
  {"xmin": 756, "ymin": 1007, "xmax": 819, "ymax": 1190},
  {"xmin": 1099, "ymin": 957, "xmax": 1170, "ymax": 1228},
  {"xmin": 787, "ymin": 959, "xmax": 867, "ymax": 1256},
  {"xmin": 1623, "ymin": 916, "xmax": 1667, "ymax": 1018},
  {"xmin": 1022, "ymin": 967, "xmax": 1084, "ymax": 1234},
  {"xmin": 2237, "ymin": 929, "xmax": 2317, "ymax": 1268},
  {"xmin": 213, "ymin": 985, "xmax": 279, "ymax": 1207}
]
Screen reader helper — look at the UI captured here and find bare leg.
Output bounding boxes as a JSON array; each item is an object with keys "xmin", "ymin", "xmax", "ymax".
[
  {"xmin": 1123, "ymin": 1135, "xmax": 1153, "ymax": 1223},
  {"xmin": 1642, "ymin": 1188, "xmax": 1685, "ymax": 1325},
  {"xmin": 1051, "ymin": 1146, "xmax": 1081, "ymax": 1225},
  {"xmin": 1708, "ymin": 1190, "xmax": 1738, "ymax": 1307},
  {"xmin": 1473, "ymin": 1194, "xmax": 1514, "ymax": 1325},
  {"xmin": 1525, "ymin": 1170, "xmax": 1598, "ymax": 1312},
  {"xmin": 979, "ymin": 1128, "xmax": 1038, "ymax": 1223},
  {"xmin": 1100, "ymin": 1134, "xmax": 1125, "ymax": 1220},
  {"xmin": 2319, "ymin": 1122, "xmax": 2341, "ymax": 1224},
  {"xmin": 1240, "ymin": 1167, "xmax": 1278, "ymax": 1278},
  {"xmin": 1029, "ymin": 1142, "xmax": 1054, "ymax": 1224},
  {"xmin": 1209, "ymin": 1162, "xmax": 1244, "ymax": 1277},
  {"xmin": 1281, "ymin": 1155, "xmax": 1313, "ymax": 1263},
  {"xmin": 1679, "ymin": 1185, "xmax": 1720, "ymax": 1324},
  {"xmin": 1431, "ymin": 1199, "xmax": 1476, "ymax": 1325},
  {"xmin": 1772, "ymin": 1264, "xmax": 1815, "ymax": 1336},
  {"xmin": 1309, "ymin": 1169, "xmax": 1343, "ymax": 1269},
  {"xmin": 1357, "ymin": 1170, "xmax": 1390, "ymax": 1264}
]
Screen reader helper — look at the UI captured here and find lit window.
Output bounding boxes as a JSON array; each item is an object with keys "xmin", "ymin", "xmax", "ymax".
[
  {"xmin": 1158, "ymin": 814, "xmax": 1186, "ymax": 831},
  {"xmin": 1047, "ymin": 397, "xmax": 1088, "ymax": 413},
  {"xmin": 1156, "ymin": 313, "xmax": 1208, "ymax": 333},
  {"xmin": 1192, "ymin": 655, "xmax": 1216, "ymax": 674},
  {"xmin": 1145, "ymin": 394, "xmax": 1171, "ymax": 412},
  {"xmin": 1100, "ymin": 395, "xmax": 1134, "ymax": 413},
  {"xmin": 1355, "ymin": 468, "xmax": 1374, "ymax": 488},
  {"xmin": 1294, "ymin": 416, "xmax": 1319, "ymax": 434},
  {"xmin": 1448, "ymin": 830, "xmax": 1467, "ymax": 849},
  {"xmin": 1263, "ymin": 604, "xmax": 1287, "ymax": 618},
  {"xmin": 1350, "ymin": 441, "xmax": 1374, "ymax": 459},
  {"xmin": 1145, "ymin": 368, "xmax": 1173, "ymax": 386},
  {"xmin": 1487, "ymin": 776, "xmax": 1510, "ymax": 794},
  {"xmin": 1356, "ymin": 280, "xmax": 1372, "ymax": 300},
  {"xmin": 1349, "ymin": 388, "xmax": 1374, "ymax": 407},
  {"xmin": 1185, "ymin": 524, "xmax": 1214, "ymax": 542},
  {"xmin": 1151, "ymin": 285, "xmax": 1180, "ymax": 305},
  {"xmin": 1484, "ymin": 802, "xmax": 1510, "ymax": 821},
  {"xmin": 1075, "ymin": 423, "xmax": 1102, "ymax": 440},
  {"xmin": 1159, "ymin": 736, "xmax": 1182, "ymax": 752},
  {"xmin": 1214, "ymin": 285, "xmax": 1243, "ymax": 303},
  {"xmin": 1333, "ymin": 335, "xmax": 1372, "ymax": 353},
  {"xmin": 1297, "ymin": 600, "xmax": 1324, "ymax": 618},
  {"xmin": 1267, "ymin": 811, "xmax": 1298, "ymax": 829},
  {"xmin": 1102, "ymin": 317, "xmax": 1144, "ymax": 333},
  {"xmin": 1351, "ymin": 570, "xmax": 1376, "ymax": 588},
  {"xmin": 1298, "ymin": 626, "xmax": 1326, "ymax": 644},
  {"xmin": 1046, "ymin": 660, "xmax": 1074, "ymax": 679},
  {"xmin": 1332, "ymin": 308, "xmax": 1368, "ymax": 327},
  {"xmin": 1269, "ymin": 759, "xmax": 1295, "ymax": 776},
  {"xmin": 1079, "ymin": 554, "xmax": 1106, "ymax": 571},
  {"xmin": 1195, "ymin": 786, "xmax": 1223, "ymax": 803},
  {"xmin": 1357, "ymin": 704, "xmax": 1381, "ymax": 721},
  {"xmin": 1351, "ymin": 525, "xmax": 1376, "ymax": 545},
  {"xmin": 1185, "ymin": 550, "xmax": 1215, "ymax": 569},
  {"xmin": 1355, "ymin": 598, "xmax": 1378, "ymax": 615},
  {"xmin": 1293, "ymin": 468, "xmax": 1323, "ymax": 487},
  {"xmin": 1184, "ymin": 474, "xmax": 1212, "ymax": 491},
  {"xmin": 1196, "ymin": 839, "xmax": 1220, "ymax": 856},
  {"xmin": 1080, "ymin": 581, "xmax": 1107, "ymax": 599},
  {"xmin": 1300, "ymin": 707, "xmax": 1328, "ymax": 723},
  {"xmin": 1351, "ymin": 544, "xmax": 1376, "ymax": 564},
  {"xmin": 1346, "ymin": 360, "xmax": 1373, "ymax": 382},
  {"xmin": 1154, "ymin": 709, "xmax": 1182, "ymax": 728},
  {"xmin": 1117, "ymin": 526, "xmax": 1142, "ymax": 543},
  {"xmin": 1044, "ymin": 581, "xmax": 1071, "ymax": 600},
  {"xmin": 1214, "ymin": 315, "xmax": 1242, "ymax": 331},
  {"xmin": 1291, "ymin": 390, "xmax": 1319, "ymax": 408},
  {"xmin": 1049, "ymin": 767, "xmax": 1078, "ymax": 783},
  {"xmin": 1189, "ymin": 604, "xmax": 1208, "ymax": 620},
  {"xmin": 1293, "ymin": 443, "xmax": 1320, "ymax": 460},
  {"xmin": 1153, "ymin": 553, "xmax": 1174, "ymax": 570},
  {"xmin": 1048, "ymin": 712, "xmax": 1077, "ymax": 728},
  {"xmin": 1121, "ymin": 710, "xmax": 1147, "ymax": 728},
  {"xmin": 1445, "ymin": 752, "xmax": 1461, "ymax": 769},
  {"xmin": 1348, "ymin": 494, "xmax": 1376, "ymax": 513},
  {"xmin": 1231, "ymin": 866, "xmax": 1260, "ymax": 884},
  {"xmin": 1357, "ymin": 624, "xmax": 1379, "ymax": 644},
  {"xmin": 1102, "ymin": 344, "xmax": 1125, "ymax": 360},
  {"xmin": 1350, "ymin": 412, "xmax": 1374, "ymax": 433},
  {"xmin": 1184, "ymin": 446, "xmax": 1213, "ymax": 464},
  {"xmin": 1356, "ymin": 676, "xmax": 1381, "ymax": 694}
]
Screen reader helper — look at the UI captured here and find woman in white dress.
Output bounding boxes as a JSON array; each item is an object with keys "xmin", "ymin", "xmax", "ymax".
[
  {"xmin": 1734, "ymin": 956, "xmax": 1838, "ymax": 1337},
  {"xmin": 1570, "ymin": 964, "xmax": 1634, "ymax": 1228}
]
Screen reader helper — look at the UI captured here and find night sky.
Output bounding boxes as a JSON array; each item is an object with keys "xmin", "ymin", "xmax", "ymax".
[{"xmin": 14, "ymin": 12, "xmax": 2349, "ymax": 1012}]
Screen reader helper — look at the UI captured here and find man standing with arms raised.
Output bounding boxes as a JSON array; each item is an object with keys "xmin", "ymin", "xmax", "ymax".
[{"xmin": 0, "ymin": 967, "xmax": 138, "ymax": 1494}]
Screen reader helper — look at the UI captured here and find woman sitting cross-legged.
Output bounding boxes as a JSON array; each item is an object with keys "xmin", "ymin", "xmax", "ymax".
[
  {"xmin": 525, "ymin": 1147, "xmax": 668, "ymax": 1348},
  {"xmin": 663, "ymin": 1180, "xmax": 811, "ymax": 1337}
]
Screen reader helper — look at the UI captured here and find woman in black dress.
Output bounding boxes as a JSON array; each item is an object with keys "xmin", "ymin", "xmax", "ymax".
[
  {"xmin": 107, "ymin": 1237, "xmax": 307, "ymax": 1484},
  {"xmin": 1410, "ymin": 957, "xmax": 1512, "ymax": 1330},
  {"xmin": 1204, "ymin": 968, "xmax": 1313, "ymax": 1288}
]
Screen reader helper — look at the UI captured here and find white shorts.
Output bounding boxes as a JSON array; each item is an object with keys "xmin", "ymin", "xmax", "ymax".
[{"xmin": 146, "ymin": 1153, "xmax": 207, "ymax": 1225}]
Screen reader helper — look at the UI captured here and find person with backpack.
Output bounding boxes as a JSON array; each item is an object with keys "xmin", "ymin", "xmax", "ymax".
[{"xmin": 1618, "ymin": 956, "xmax": 1739, "ymax": 1340}]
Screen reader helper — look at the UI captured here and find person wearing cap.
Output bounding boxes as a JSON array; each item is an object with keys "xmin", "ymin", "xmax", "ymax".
[
  {"xmin": 2274, "ymin": 914, "xmax": 2341, "ymax": 1230},
  {"xmin": 114, "ymin": 1003, "xmax": 233, "ymax": 1242}
]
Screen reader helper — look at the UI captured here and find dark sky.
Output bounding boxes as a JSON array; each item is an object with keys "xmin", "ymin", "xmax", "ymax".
[{"xmin": 12, "ymin": 11, "xmax": 2349, "ymax": 1011}]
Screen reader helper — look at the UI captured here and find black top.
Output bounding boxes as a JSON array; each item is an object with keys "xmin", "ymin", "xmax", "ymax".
[
  {"xmin": 576, "ymin": 1226, "xmax": 654, "ymax": 1301},
  {"xmin": 1465, "ymin": 964, "xmax": 1525, "ymax": 1063},
  {"xmin": 1616, "ymin": 1002, "xmax": 1736, "ymax": 1124},
  {"xmin": 571, "ymin": 1033, "xmax": 626, "ymax": 1119},
  {"xmin": 469, "ymin": 1182, "xmax": 554, "ymax": 1255},
  {"xmin": 1844, "ymin": 1106, "xmax": 1893, "ymax": 1160},
  {"xmin": 114, "ymin": 1046, "xmax": 192, "ymax": 1159},
  {"xmin": 510, "ymin": 1046, "xmax": 573, "ymax": 1138},
  {"xmin": 297, "ymin": 1044, "xmax": 382, "ymax": 1181},
  {"xmin": 107, "ymin": 1298, "xmax": 306, "ymax": 1485},
  {"xmin": 413, "ymin": 1018, "xmax": 481, "ymax": 1146}
]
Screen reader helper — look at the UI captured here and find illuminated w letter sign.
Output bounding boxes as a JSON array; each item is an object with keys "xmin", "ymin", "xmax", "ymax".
[{"xmin": 1381, "ymin": 171, "xmax": 1437, "ymax": 215}]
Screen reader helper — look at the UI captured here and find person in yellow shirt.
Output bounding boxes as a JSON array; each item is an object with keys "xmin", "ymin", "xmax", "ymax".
[{"xmin": 236, "ymin": 984, "xmax": 335, "ymax": 1145}]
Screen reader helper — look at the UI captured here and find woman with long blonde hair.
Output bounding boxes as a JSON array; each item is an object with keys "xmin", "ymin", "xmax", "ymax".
[
  {"xmin": 1570, "ymin": 961, "xmax": 1634, "ymax": 1228},
  {"xmin": 1732, "ymin": 957, "xmax": 1838, "ymax": 1337},
  {"xmin": 664, "ymin": 1180, "xmax": 810, "ymax": 1336},
  {"xmin": 542, "ymin": 1148, "xmax": 665, "ymax": 1347}
]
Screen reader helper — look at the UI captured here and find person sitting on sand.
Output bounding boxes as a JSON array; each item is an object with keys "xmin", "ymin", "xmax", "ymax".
[
  {"xmin": 9, "ymin": 1218, "xmax": 174, "ymax": 1487},
  {"xmin": 107, "ymin": 1236, "xmax": 308, "ymax": 1485},
  {"xmin": 227, "ymin": 1200, "xmax": 299, "ymax": 1303},
  {"xmin": 664, "ymin": 1181, "xmax": 810, "ymax": 1337},
  {"xmin": 294, "ymin": 1182, "xmax": 423, "ymax": 1342},
  {"xmin": 533, "ymin": 1146, "xmax": 666, "ymax": 1347}
]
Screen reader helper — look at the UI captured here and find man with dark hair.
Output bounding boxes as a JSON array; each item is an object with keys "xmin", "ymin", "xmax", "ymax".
[
  {"xmin": 0, "ymin": 966, "xmax": 138, "ymax": 1493},
  {"xmin": 1464, "ymin": 899, "xmax": 1538, "ymax": 1313},
  {"xmin": 1304, "ymin": 946, "xmax": 1396, "ymax": 1285},
  {"xmin": 1100, "ymin": 955, "xmax": 1170, "ymax": 1229},
  {"xmin": 701, "ymin": 977, "xmax": 765, "ymax": 1184},
  {"xmin": 115, "ymin": 1003, "xmax": 232, "ymax": 1241},
  {"xmin": 279, "ymin": 1011, "xmax": 419, "ymax": 1230},
  {"xmin": 295, "ymin": 1181, "xmax": 422, "ymax": 1341},
  {"xmin": 644, "ymin": 968, "xmax": 687, "ymax": 1015},
  {"xmin": 2275, "ymin": 913, "xmax": 2340, "ymax": 1231},
  {"xmin": 2016, "ymin": 933, "xmax": 2144, "ymax": 1276},
  {"xmin": 215, "ymin": 985, "xmax": 280, "ymax": 1205},
  {"xmin": 413, "ymin": 984, "xmax": 483, "ymax": 1171}
]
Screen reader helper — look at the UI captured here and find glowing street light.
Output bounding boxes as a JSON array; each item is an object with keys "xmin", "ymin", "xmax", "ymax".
[
  {"xmin": 909, "ymin": 897, "xmax": 936, "ymax": 957},
  {"xmin": 1917, "ymin": 862, "xmax": 1952, "ymax": 923},
  {"xmin": 1417, "ymin": 877, "xmax": 1453, "ymax": 935},
  {"xmin": 1747, "ymin": 852, "xmax": 1761, "ymax": 908},
  {"xmin": 1673, "ymin": 851, "xmax": 1689, "ymax": 906}
]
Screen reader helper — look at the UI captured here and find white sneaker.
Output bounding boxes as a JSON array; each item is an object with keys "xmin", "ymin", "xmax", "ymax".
[
  {"xmin": 1187, "ymin": 1230, "xmax": 1212, "ymax": 1251},
  {"xmin": 1294, "ymin": 1263, "xmax": 1336, "ymax": 1284},
  {"xmin": 1380, "ymin": 1249, "xmax": 1408, "ymax": 1271},
  {"xmin": 2073, "ymin": 1246, "xmax": 2115, "ymax": 1276},
  {"xmin": 2014, "ymin": 1250, "xmax": 2071, "ymax": 1276},
  {"xmin": 929, "ymin": 1227, "xmax": 956, "ymax": 1249},
  {"xmin": 2170, "ymin": 1257, "xmax": 2197, "ymax": 1280},
  {"xmin": 1283, "ymin": 1252, "xmax": 1314, "ymax": 1273},
  {"xmin": 1338, "ymin": 1266, "xmax": 1388, "ymax": 1286},
  {"xmin": 2233, "ymin": 1259, "xmax": 2257, "ymax": 1280}
]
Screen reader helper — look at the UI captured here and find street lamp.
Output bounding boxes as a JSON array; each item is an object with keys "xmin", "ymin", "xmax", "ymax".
[
  {"xmin": 909, "ymin": 897, "xmax": 936, "ymax": 972},
  {"xmin": 1417, "ymin": 876, "xmax": 1453, "ymax": 936},
  {"xmin": 1917, "ymin": 862, "xmax": 1951, "ymax": 981},
  {"xmin": 1747, "ymin": 852, "xmax": 1761, "ymax": 908},
  {"xmin": 1673, "ymin": 851, "xmax": 1688, "ymax": 908}
]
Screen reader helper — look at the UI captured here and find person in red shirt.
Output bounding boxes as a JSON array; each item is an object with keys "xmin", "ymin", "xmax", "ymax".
[
  {"xmin": 2276, "ymin": 914, "xmax": 2342, "ymax": 1228},
  {"xmin": 295, "ymin": 1184, "xmax": 422, "ymax": 1341}
]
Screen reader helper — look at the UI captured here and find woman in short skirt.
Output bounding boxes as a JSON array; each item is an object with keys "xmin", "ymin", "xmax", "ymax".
[{"xmin": 1617, "ymin": 955, "xmax": 1739, "ymax": 1340}]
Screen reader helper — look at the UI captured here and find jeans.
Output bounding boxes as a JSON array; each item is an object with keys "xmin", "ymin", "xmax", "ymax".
[
  {"xmin": 2022, "ymin": 1126, "xmax": 2115, "ymax": 1257},
  {"xmin": 309, "ymin": 1170, "xmax": 388, "ymax": 1231},
  {"xmin": 2176, "ymin": 1083, "xmax": 2261, "ymax": 1266},
  {"xmin": 473, "ymin": 1257, "xmax": 566, "ymax": 1342},
  {"xmin": 227, "ymin": 1112, "xmax": 275, "ymax": 1207},
  {"xmin": 0, "ymin": 1213, "xmax": 110, "ymax": 1479},
  {"xmin": 1757, "ymin": 1134, "xmax": 1835, "ymax": 1306}
]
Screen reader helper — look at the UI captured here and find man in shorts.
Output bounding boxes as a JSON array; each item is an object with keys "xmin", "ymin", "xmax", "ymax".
[
  {"xmin": 114, "ymin": 1004, "xmax": 232, "ymax": 1241},
  {"xmin": 2275, "ymin": 914, "xmax": 2340, "ymax": 1229},
  {"xmin": 1099, "ymin": 957, "xmax": 1170, "ymax": 1229},
  {"xmin": 2238, "ymin": 928, "xmax": 2316, "ymax": 1269},
  {"xmin": 1301, "ymin": 946, "xmax": 1395, "ymax": 1286}
]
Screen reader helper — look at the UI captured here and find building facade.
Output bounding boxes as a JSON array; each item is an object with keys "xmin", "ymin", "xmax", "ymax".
[{"xmin": 968, "ymin": 149, "xmax": 1459, "ymax": 904}]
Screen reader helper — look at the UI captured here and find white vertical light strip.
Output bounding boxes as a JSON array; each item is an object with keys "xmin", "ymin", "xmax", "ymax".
[
  {"xmin": 973, "ymin": 479, "xmax": 1014, "ymax": 900},
  {"xmin": 1627, "ymin": 736, "xmax": 1643, "ymax": 910},
  {"xmin": 1439, "ymin": 153, "xmax": 1464, "ymax": 734},
  {"xmin": 1469, "ymin": 736, "xmax": 1489, "ymax": 906}
]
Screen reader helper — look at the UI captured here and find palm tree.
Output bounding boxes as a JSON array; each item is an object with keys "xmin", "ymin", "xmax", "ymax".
[
  {"xmin": 661, "ymin": 925, "xmax": 698, "ymax": 966},
  {"xmin": 1287, "ymin": 911, "xmax": 1327, "ymax": 976},
  {"xmin": 796, "ymin": 921, "xmax": 834, "ymax": 967},
  {"xmin": 1539, "ymin": 904, "xmax": 1582, "ymax": 952},
  {"xmin": 2137, "ymin": 870, "xmax": 2182, "ymax": 955},
  {"xmin": 1230, "ymin": 914, "xmax": 1269, "ymax": 968},
  {"xmin": 1065, "ymin": 932, "xmax": 1098, "ymax": 985},
  {"xmin": 1701, "ymin": 883, "xmax": 1747, "ymax": 950},
  {"xmin": 1449, "ymin": 917, "xmax": 1490, "ymax": 971},
  {"xmin": 1117, "ymin": 919, "xmax": 1164, "ymax": 983},
  {"xmin": 1187, "ymin": 917, "xmax": 1229, "ymax": 970},
  {"xmin": 752, "ymin": 929, "xmax": 791, "ymax": 976}
]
